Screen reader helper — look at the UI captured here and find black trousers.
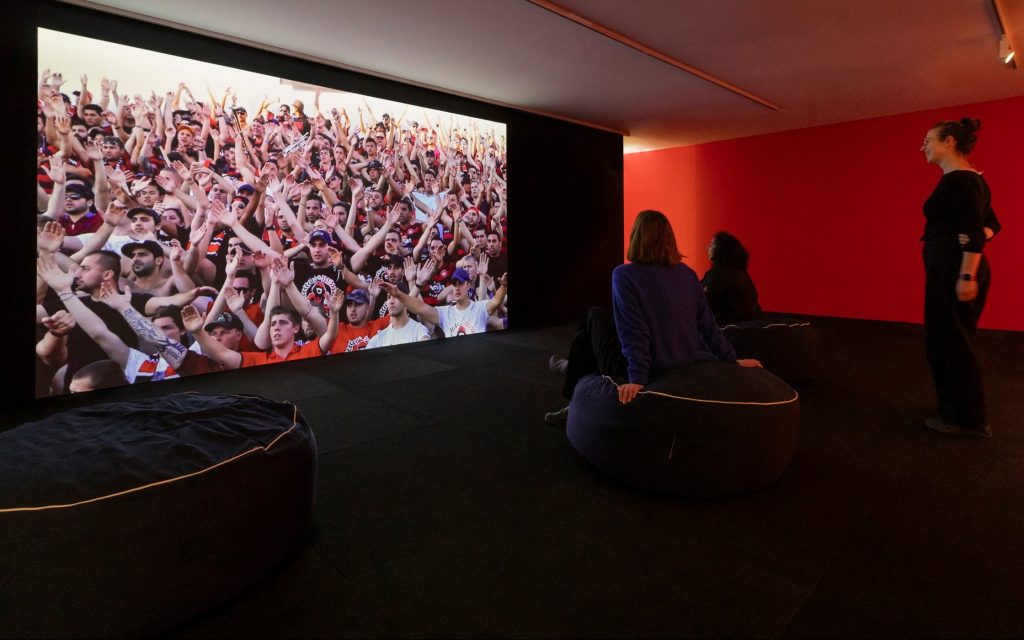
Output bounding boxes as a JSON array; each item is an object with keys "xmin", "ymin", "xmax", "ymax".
[
  {"xmin": 562, "ymin": 307, "xmax": 628, "ymax": 400},
  {"xmin": 923, "ymin": 240, "xmax": 990, "ymax": 428}
]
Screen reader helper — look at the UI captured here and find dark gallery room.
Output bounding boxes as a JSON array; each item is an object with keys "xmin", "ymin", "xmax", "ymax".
[{"xmin": 2, "ymin": 1, "xmax": 1023, "ymax": 638}]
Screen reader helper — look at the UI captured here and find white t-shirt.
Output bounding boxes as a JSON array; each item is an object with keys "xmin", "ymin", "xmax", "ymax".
[
  {"xmin": 435, "ymin": 300, "xmax": 490, "ymax": 337},
  {"xmin": 410, "ymin": 190, "xmax": 447, "ymax": 222},
  {"xmin": 365, "ymin": 319, "xmax": 431, "ymax": 348}
]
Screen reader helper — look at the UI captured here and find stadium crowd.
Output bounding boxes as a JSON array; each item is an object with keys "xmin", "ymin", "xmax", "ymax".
[{"xmin": 35, "ymin": 70, "xmax": 508, "ymax": 396}]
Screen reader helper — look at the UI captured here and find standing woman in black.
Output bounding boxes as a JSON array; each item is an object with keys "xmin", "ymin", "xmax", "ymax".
[{"xmin": 919, "ymin": 117, "xmax": 999, "ymax": 438}]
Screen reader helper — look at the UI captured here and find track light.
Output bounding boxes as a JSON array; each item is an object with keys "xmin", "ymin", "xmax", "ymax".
[{"xmin": 999, "ymin": 34, "xmax": 1015, "ymax": 65}]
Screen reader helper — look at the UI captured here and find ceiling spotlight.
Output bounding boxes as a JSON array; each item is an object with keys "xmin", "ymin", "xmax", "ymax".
[{"xmin": 999, "ymin": 34, "xmax": 1015, "ymax": 64}]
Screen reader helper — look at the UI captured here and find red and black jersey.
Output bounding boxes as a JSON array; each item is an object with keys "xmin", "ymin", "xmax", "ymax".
[
  {"xmin": 103, "ymin": 155, "xmax": 134, "ymax": 177},
  {"xmin": 397, "ymin": 221, "xmax": 423, "ymax": 253},
  {"xmin": 419, "ymin": 258, "xmax": 457, "ymax": 306},
  {"xmin": 262, "ymin": 227, "xmax": 301, "ymax": 251},
  {"xmin": 59, "ymin": 211, "xmax": 105, "ymax": 236}
]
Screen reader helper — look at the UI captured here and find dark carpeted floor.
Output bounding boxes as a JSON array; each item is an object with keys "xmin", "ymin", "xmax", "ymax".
[{"xmin": 10, "ymin": 316, "xmax": 1024, "ymax": 638}]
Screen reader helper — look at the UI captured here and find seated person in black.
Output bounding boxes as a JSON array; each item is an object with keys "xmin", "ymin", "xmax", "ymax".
[{"xmin": 701, "ymin": 231, "xmax": 762, "ymax": 325}]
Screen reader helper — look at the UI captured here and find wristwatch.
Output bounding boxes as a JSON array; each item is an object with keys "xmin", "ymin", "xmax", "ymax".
[{"xmin": 959, "ymin": 273, "xmax": 974, "ymax": 282}]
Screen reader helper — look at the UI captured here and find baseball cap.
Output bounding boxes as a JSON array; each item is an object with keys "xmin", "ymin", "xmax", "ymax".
[
  {"xmin": 308, "ymin": 229, "xmax": 334, "ymax": 245},
  {"xmin": 127, "ymin": 207, "xmax": 161, "ymax": 223},
  {"xmin": 344, "ymin": 289, "xmax": 371, "ymax": 306},
  {"xmin": 65, "ymin": 183, "xmax": 94, "ymax": 199},
  {"xmin": 450, "ymin": 268, "xmax": 471, "ymax": 284},
  {"xmin": 385, "ymin": 253, "xmax": 405, "ymax": 267},
  {"xmin": 367, "ymin": 160, "xmax": 383, "ymax": 170},
  {"xmin": 203, "ymin": 311, "xmax": 243, "ymax": 333},
  {"xmin": 236, "ymin": 182, "xmax": 255, "ymax": 194},
  {"xmin": 120, "ymin": 239, "xmax": 165, "ymax": 258}
]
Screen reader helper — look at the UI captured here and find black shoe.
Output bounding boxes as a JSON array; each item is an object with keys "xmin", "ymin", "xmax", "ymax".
[
  {"xmin": 548, "ymin": 355, "xmax": 568, "ymax": 377},
  {"xmin": 544, "ymin": 406, "xmax": 569, "ymax": 427},
  {"xmin": 924, "ymin": 417, "xmax": 992, "ymax": 439}
]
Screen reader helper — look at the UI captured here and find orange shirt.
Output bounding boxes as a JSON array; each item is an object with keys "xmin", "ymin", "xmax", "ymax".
[
  {"xmin": 330, "ymin": 316, "xmax": 389, "ymax": 353},
  {"xmin": 240, "ymin": 339, "xmax": 325, "ymax": 368}
]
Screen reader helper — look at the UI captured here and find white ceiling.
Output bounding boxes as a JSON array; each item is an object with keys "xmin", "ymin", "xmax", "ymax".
[{"xmin": 66, "ymin": 0, "xmax": 1024, "ymax": 152}]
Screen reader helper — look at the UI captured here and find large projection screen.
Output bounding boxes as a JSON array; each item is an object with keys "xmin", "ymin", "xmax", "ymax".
[{"xmin": 35, "ymin": 27, "xmax": 508, "ymax": 397}]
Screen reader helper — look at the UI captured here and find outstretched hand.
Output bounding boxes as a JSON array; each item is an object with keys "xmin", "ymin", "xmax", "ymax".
[
  {"xmin": 36, "ymin": 253, "xmax": 74, "ymax": 292},
  {"xmin": 378, "ymin": 280, "xmax": 399, "ymax": 297},
  {"xmin": 98, "ymin": 280, "xmax": 132, "ymax": 311},
  {"xmin": 180, "ymin": 304, "xmax": 205, "ymax": 333},
  {"xmin": 42, "ymin": 309, "xmax": 76, "ymax": 336},
  {"xmin": 37, "ymin": 221, "xmax": 66, "ymax": 254},
  {"xmin": 224, "ymin": 286, "xmax": 245, "ymax": 313}
]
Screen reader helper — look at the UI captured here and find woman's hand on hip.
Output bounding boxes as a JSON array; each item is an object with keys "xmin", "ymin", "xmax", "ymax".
[{"xmin": 618, "ymin": 383, "xmax": 644, "ymax": 404}]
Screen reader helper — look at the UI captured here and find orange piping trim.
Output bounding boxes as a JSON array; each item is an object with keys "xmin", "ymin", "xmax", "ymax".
[{"xmin": 0, "ymin": 401, "xmax": 301, "ymax": 514}]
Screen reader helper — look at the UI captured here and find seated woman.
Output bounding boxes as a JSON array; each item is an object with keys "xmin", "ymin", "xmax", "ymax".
[
  {"xmin": 546, "ymin": 210, "xmax": 759, "ymax": 426},
  {"xmin": 701, "ymin": 231, "xmax": 763, "ymax": 325}
]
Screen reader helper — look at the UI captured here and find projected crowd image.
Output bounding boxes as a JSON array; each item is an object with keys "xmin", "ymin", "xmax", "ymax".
[{"xmin": 35, "ymin": 29, "xmax": 508, "ymax": 397}]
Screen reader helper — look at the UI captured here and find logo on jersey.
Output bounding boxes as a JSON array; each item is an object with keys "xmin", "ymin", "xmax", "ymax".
[
  {"xmin": 301, "ymin": 275, "xmax": 339, "ymax": 316},
  {"xmin": 346, "ymin": 335, "xmax": 371, "ymax": 352}
]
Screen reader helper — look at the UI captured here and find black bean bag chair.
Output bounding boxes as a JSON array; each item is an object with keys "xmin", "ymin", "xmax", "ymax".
[
  {"xmin": 0, "ymin": 393, "xmax": 316, "ymax": 639},
  {"xmin": 721, "ymin": 317, "xmax": 821, "ymax": 384},
  {"xmin": 567, "ymin": 363, "xmax": 800, "ymax": 498}
]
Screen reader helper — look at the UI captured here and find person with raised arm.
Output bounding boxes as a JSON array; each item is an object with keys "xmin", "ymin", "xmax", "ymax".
[
  {"xmin": 182, "ymin": 261, "xmax": 341, "ymax": 370},
  {"xmin": 37, "ymin": 255, "xmax": 190, "ymax": 386},
  {"xmin": 365, "ymin": 281, "xmax": 431, "ymax": 348},
  {"xmin": 381, "ymin": 267, "xmax": 506, "ymax": 339}
]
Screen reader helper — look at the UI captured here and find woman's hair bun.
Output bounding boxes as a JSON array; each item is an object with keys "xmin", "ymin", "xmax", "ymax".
[{"xmin": 959, "ymin": 117, "xmax": 981, "ymax": 133}]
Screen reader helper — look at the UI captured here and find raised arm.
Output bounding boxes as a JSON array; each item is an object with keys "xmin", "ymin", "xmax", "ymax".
[
  {"xmin": 318, "ymin": 288, "xmax": 343, "ymax": 355},
  {"xmin": 379, "ymin": 280, "xmax": 438, "ymax": 326},
  {"xmin": 68, "ymin": 201, "xmax": 128, "ymax": 264},
  {"xmin": 167, "ymin": 240, "xmax": 198, "ymax": 293},
  {"xmin": 180, "ymin": 305, "xmax": 242, "ymax": 369},
  {"xmin": 485, "ymin": 273, "xmax": 507, "ymax": 316},
  {"xmin": 223, "ymin": 287, "xmax": 261, "ymax": 342},
  {"xmin": 36, "ymin": 254, "xmax": 130, "ymax": 368},
  {"xmin": 350, "ymin": 204, "xmax": 400, "ymax": 273},
  {"xmin": 205, "ymin": 250, "xmax": 240, "ymax": 321},
  {"xmin": 278, "ymin": 258, "xmax": 328, "ymax": 336},
  {"xmin": 41, "ymin": 155, "xmax": 68, "ymax": 221},
  {"xmin": 214, "ymin": 198, "xmax": 281, "ymax": 259},
  {"xmin": 97, "ymin": 281, "xmax": 190, "ymax": 369},
  {"xmin": 36, "ymin": 310, "xmax": 75, "ymax": 367}
]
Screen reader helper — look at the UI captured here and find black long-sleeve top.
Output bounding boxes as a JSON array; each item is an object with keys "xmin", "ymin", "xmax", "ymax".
[
  {"xmin": 921, "ymin": 170, "xmax": 998, "ymax": 252},
  {"xmin": 701, "ymin": 266, "xmax": 763, "ymax": 325}
]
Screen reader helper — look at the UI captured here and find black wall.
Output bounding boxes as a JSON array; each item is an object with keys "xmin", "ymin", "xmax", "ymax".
[{"xmin": 2, "ymin": 0, "xmax": 623, "ymax": 407}]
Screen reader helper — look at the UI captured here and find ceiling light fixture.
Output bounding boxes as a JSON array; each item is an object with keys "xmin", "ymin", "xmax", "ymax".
[
  {"xmin": 998, "ymin": 34, "xmax": 1015, "ymax": 65},
  {"xmin": 992, "ymin": 0, "xmax": 1019, "ymax": 70}
]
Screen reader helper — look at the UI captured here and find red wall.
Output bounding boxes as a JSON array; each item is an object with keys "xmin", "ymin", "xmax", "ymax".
[
  {"xmin": 624, "ymin": 95, "xmax": 1024, "ymax": 331},
  {"xmin": 622, "ymin": 97, "xmax": 1024, "ymax": 331}
]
